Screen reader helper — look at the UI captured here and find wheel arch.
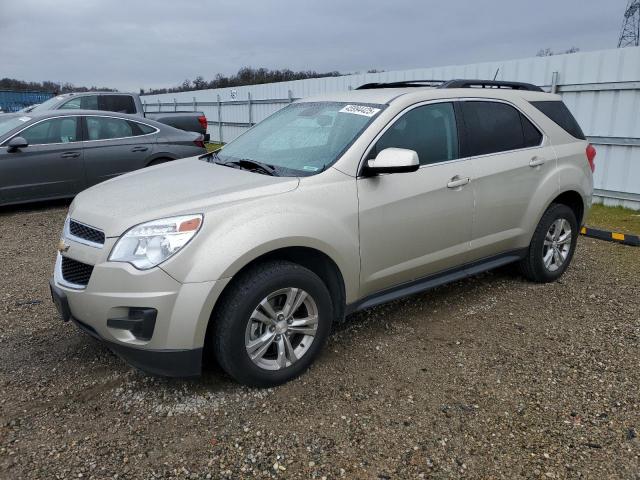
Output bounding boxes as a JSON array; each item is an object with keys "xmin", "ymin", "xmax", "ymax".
[
  {"xmin": 550, "ymin": 190, "xmax": 585, "ymax": 226},
  {"xmin": 201, "ymin": 246, "xmax": 347, "ymax": 366}
]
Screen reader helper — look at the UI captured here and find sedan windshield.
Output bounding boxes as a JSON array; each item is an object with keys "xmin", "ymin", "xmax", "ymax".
[
  {"xmin": 0, "ymin": 115, "xmax": 30, "ymax": 138},
  {"xmin": 215, "ymin": 102, "xmax": 385, "ymax": 176},
  {"xmin": 29, "ymin": 96, "xmax": 65, "ymax": 113}
]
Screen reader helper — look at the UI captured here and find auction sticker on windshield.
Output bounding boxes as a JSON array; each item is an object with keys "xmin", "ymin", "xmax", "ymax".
[{"xmin": 339, "ymin": 105, "xmax": 381, "ymax": 117}]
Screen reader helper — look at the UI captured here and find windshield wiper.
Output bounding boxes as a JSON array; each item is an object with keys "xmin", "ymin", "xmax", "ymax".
[{"xmin": 216, "ymin": 158, "xmax": 279, "ymax": 177}]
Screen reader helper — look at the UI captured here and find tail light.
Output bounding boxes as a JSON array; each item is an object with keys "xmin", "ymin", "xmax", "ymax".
[
  {"xmin": 193, "ymin": 135, "xmax": 205, "ymax": 149},
  {"xmin": 197, "ymin": 114, "xmax": 208, "ymax": 132},
  {"xmin": 586, "ymin": 144, "xmax": 596, "ymax": 172}
]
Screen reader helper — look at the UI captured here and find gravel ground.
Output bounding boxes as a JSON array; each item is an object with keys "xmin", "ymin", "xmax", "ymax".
[{"xmin": 1, "ymin": 202, "xmax": 639, "ymax": 480}]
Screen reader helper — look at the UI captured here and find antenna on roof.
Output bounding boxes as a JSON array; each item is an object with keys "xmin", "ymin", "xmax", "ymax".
[{"xmin": 493, "ymin": 68, "xmax": 500, "ymax": 81}]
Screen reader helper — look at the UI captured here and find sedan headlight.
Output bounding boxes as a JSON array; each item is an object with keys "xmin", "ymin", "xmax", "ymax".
[{"xmin": 109, "ymin": 214, "xmax": 203, "ymax": 270}]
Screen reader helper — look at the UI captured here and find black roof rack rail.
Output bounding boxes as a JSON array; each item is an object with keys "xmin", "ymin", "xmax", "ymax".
[
  {"xmin": 438, "ymin": 79, "xmax": 543, "ymax": 92},
  {"xmin": 356, "ymin": 80, "xmax": 445, "ymax": 90}
]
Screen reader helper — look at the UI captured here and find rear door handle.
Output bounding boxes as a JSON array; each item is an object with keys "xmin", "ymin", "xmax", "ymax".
[
  {"xmin": 447, "ymin": 176, "xmax": 470, "ymax": 189},
  {"xmin": 131, "ymin": 146, "xmax": 148, "ymax": 152},
  {"xmin": 61, "ymin": 152, "xmax": 80, "ymax": 158},
  {"xmin": 529, "ymin": 156, "xmax": 546, "ymax": 167}
]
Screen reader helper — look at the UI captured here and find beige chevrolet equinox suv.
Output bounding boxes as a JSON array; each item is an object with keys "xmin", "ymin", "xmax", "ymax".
[{"xmin": 50, "ymin": 79, "xmax": 595, "ymax": 387}]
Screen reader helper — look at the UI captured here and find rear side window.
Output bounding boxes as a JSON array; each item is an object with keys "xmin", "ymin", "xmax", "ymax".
[
  {"xmin": 98, "ymin": 95, "xmax": 136, "ymax": 114},
  {"xmin": 372, "ymin": 102, "xmax": 459, "ymax": 165},
  {"xmin": 86, "ymin": 116, "xmax": 134, "ymax": 140},
  {"xmin": 522, "ymin": 114, "xmax": 543, "ymax": 147},
  {"xmin": 132, "ymin": 122, "xmax": 156, "ymax": 135},
  {"xmin": 530, "ymin": 101, "xmax": 585, "ymax": 140},
  {"xmin": 461, "ymin": 101, "xmax": 542, "ymax": 156}
]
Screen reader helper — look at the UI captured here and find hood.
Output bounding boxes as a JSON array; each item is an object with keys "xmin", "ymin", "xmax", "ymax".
[{"xmin": 70, "ymin": 157, "xmax": 299, "ymax": 237}]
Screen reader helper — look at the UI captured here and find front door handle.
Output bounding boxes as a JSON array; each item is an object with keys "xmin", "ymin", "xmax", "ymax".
[
  {"xmin": 447, "ymin": 176, "xmax": 470, "ymax": 189},
  {"xmin": 529, "ymin": 156, "xmax": 546, "ymax": 167},
  {"xmin": 61, "ymin": 152, "xmax": 80, "ymax": 158},
  {"xmin": 131, "ymin": 146, "xmax": 149, "ymax": 152}
]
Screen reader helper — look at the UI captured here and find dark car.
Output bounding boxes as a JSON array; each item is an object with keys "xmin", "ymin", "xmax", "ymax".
[{"xmin": 0, "ymin": 110, "xmax": 206, "ymax": 206}]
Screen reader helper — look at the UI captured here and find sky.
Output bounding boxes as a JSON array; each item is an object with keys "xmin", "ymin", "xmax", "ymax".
[{"xmin": 0, "ymin": 0, "xmax": 625, "ymax": 92}]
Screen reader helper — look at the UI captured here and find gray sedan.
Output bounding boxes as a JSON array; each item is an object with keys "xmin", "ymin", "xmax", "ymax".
[{"xmin": 0, "ymin": 110, "xmax": 206, "ymax": 206}]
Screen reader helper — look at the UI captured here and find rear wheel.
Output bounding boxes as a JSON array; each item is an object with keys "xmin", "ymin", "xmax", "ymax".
[
  {"xmin": 212, "ymin": 261, "xmax": 333, "ymax": 387},
  {"xmin": 519, "ymin": 203, "xmax": 578, "ymax": 283}
]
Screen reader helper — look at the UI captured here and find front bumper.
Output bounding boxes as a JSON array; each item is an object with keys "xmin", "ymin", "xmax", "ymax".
[
  {"xmin": 51, "ymin": 278, "xmax": 202, "ymax": 376},
  {"xmin": 51, "ymin": 250, "xmax": 229, "ymax": 377}
]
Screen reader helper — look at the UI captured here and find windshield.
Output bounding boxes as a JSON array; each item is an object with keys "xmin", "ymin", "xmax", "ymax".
[
  {"xmin": 0, "ymin": 116, "xmax": 31, "ymax": 138},
  {"xmin": 215, "ymin": 102, "xmax": 385, "ymax": 176},
  {"xmin": 29, "ymin": 96, "xmax": 65, "ymax": 113}
]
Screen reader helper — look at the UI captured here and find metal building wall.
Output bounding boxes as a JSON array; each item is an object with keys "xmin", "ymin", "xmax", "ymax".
[{"xmin": 142, "ymin": 46, "xmax": 640, "ymax": 209}]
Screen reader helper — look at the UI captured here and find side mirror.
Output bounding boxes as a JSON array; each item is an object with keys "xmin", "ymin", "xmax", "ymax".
[
  {"xmin": 364, "ymin": 147, "xmax": 420, "ymax": 175},
  {"xmin": 7, "ymin": 136, "xmax": 28, "ymax": 152}
]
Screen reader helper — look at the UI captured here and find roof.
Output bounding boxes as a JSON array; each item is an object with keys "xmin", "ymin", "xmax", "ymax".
[
  {"xmin": 301, "ymin": 87, "xmax": 559, "ymax": 105},
  {"xmin": 7, "ymin": 109, "xmax": 163, "ymax": 125}
]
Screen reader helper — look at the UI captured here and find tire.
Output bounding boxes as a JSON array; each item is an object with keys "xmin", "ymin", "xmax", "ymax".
[
  {"xmin": 212, "ymin": 260, "xmax": 334, "ymax": 387},
  {"xmin": 519, "ymin": 203, "xmax": 578, "ymax": 283}
]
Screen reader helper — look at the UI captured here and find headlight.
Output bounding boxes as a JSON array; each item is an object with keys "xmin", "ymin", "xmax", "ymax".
[{"xmin": 109, "ymin": 214, "xmax": 203, "ymax": 270}]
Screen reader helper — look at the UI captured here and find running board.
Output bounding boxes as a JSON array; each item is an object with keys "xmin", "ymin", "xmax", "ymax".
[{"xmin": 346, "ymin": 250, "xmax": 526, "ymax": 314}]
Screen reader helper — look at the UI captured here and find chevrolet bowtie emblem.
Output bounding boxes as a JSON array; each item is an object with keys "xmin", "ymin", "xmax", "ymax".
[{"xmin": 57, "ymin": 239, "xmax": 70, "ymax": 254}]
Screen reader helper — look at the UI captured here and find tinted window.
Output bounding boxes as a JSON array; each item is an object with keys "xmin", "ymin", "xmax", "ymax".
[
  {"xmin": 20, "ymin": 117, "xmax": 79, "ymax": 145},
  {"xmin": 462, "ymin": 101, "xmax": 544, "ymax": 156},
  {"xmin": 98, "ymin": 95, "xmax": 136, "ymax": 114},
  {"xmin": 521, "ymin": 113, "xmax": 543, "ymax": 147},
  {"xmin": 86, "ymin": 116, "xmax": 134, "ymax": 140},
  {"xmin": 373, "ymin": 102, "xmax": 459, "ymax": 165},
  {"xmin": 531, "ymin": 101, "xmax": 585, "ymax": 140}
]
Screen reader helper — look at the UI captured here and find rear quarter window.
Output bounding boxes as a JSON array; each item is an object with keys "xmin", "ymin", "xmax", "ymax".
[{"xmin": 530, "ymin": 101, "xmax": 585, "ymax": 140}]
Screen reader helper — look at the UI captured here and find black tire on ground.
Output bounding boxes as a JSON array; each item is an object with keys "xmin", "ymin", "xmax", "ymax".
[
  {"xmin": 212, "ymin": 260, "xmax": 334, "ymax": 387},
  {"xmin": 519, "ymin": 203, "xmax": 578, "ymax": 283}
]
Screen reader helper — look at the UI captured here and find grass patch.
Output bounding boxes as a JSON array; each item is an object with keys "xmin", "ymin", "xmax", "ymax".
[
  {"xmin": 205, "ymin": 142, "xmax": 223, "ymax": 152},
  {"xmin": 586, "ymin": 204, "xmax": 640, "ymax": 235}
]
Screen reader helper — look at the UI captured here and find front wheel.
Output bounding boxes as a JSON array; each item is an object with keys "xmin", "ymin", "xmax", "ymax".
[
  {"xmin": 519, "ymin": 203, "xmax": 578, "ymax": 283},
  {"xmin": 212, "ymin": 261, "xmax": 334, "ymax": 387}
]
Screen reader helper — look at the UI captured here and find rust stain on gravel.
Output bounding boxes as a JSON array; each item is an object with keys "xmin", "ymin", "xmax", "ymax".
[{"xmin": 1, "ymin": 203, "xmax": 639, "ymax": 479}]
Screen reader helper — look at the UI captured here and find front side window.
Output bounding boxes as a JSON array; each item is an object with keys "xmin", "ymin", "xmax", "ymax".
[
  {"xmin": 371, "ymin": 102, "xmax": 459, "ymax": 165},
  {"xmin": 215, "ymin": 102, "xmax": 385, "ymax": 176},
  {"xmin": 20, "ymin": 117, "xmax": 79, "ymax": 145},
  {"xmin": 98, "ymin": 95, "xmax": 136, "ymax": 114},
  {"xmin": 86, "ymin": 116, "xmax": 134, "ymax": 140},
  {"xmin": 462, "ymin": 101, "xmax": 542, "ymax": 157}
]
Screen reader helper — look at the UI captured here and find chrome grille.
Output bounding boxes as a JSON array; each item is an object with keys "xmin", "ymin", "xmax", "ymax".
[
  {"xmin": 61, "ymin": 257, "xmax": 94, "ymax": 286},
  {"xmin": 69, "ymin": 220, "xmax": 105, "ymax": 245}
]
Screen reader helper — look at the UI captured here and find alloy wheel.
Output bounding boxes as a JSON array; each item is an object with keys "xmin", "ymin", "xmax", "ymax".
[
  {"xmin": 542, "ymin": 218, "xmax": 572, "ymax": 272},
  {"xmin": 244, "ymin": 287, "xmax": 319, "ymax": 371}
]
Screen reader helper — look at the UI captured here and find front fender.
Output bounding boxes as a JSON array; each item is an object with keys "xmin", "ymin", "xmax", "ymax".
[{"xmin": 161, "ymin": 171, "xmax": 360, "ymax": 302}]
